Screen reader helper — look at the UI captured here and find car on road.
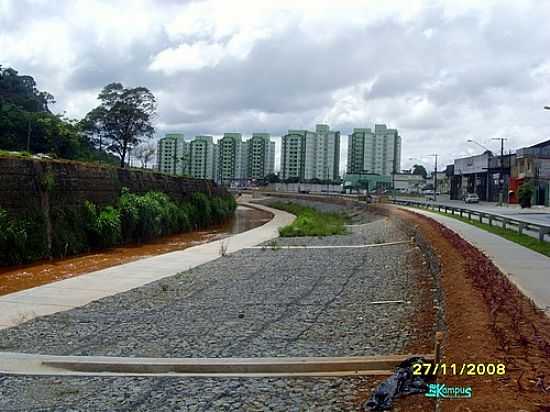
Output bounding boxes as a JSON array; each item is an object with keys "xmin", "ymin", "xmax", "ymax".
[{"xmin": 464, "ymin": 193, "xmax": 480, "ymax": 203}]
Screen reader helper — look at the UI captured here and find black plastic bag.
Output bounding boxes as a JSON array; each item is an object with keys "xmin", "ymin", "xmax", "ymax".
[{"xmin": 364, "ymin": 356, "xmax": 431, "ymax": 411}]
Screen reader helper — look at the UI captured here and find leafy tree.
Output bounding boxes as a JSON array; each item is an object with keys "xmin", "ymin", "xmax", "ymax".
[
  {"xmin": 518, "ymin": 182, "xmax": 534, "ymax": 208},
  {"xmin": 284, "ymin": 176, "xmax": 300, "ymax": 184},
  {"xmin": 0, "ymin": 66, "xmax": 118, "ymax": 164},
  {"xmin": 82, "ymin": 83, "xmax": 157, "ymax": 167},
  {"xmin": 412, "ymin": 164, "xmax": 428, "ymax": 179},
  {"xmin": 264, "ymin": 173, "xmax": 280, "ymax": 183},
  {"xmin": 0, "ymin": 66, "xmax": 54, "ymax": 113}
]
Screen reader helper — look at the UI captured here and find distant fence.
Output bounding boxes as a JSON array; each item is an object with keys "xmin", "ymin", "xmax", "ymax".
[{"xmin": 392, "ymin": 199, "xmax": 550, "ymax": 242}]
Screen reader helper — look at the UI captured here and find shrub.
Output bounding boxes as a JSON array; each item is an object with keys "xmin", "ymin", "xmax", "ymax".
[
  {"xmin": 273, "ymin": 202, "xmax": 348, "ymax": 237},
  {"xmin": 0, "ymin": 188, "xmax": 236, "ymax": 265},
  {"xmin": 0, "ymin": 208, "xmax": 47, "ymax": 265},
  {"xmin": 518, "ymin": 182, "xmax": 534, "ymax": 208},
  {"xmin": 95, "ymin": 206, "xmax": 121, "ymax": 247},
  {"xmin": 191, "ymin": 192, "xmax": 212, "ymax": 228},
  {"xmin": 50, "ymin": 206, "xmax": 89, "ymax": 257}
]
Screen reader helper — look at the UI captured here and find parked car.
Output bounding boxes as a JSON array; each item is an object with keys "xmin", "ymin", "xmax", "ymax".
[{"xmin": 464, "ymin": 193, "xmax": 480, "ymax": 203}]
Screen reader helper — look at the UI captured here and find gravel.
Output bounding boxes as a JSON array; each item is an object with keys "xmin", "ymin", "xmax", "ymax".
[
  {"xmin": 0, "ymin": 375, "xmax": 373, "ymax": 412},
  {"xmin": 0, "ymin": 197, "xmax": 432, "ymax": 411}
]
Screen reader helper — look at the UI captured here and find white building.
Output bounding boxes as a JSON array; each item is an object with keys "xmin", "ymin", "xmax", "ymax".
[
  {"xmin": 218, "ymin": 133, "xmax": 246, "ymax": 184},
  {"xmin": 347, "ymin": 124, "xmax": 401, "ymax": 177},
  {"xmin": 281, "ymin": 125, "xmax": 340, "ymax": 181},
  {"xmin": 189, "ymin": 135, "xmax": 218, "ymax": 181},
  {"xmin": 394, "ymin": 173, "xmax": 425, "ymax": 193},
  {"xmin": 247, "ymin": 133, "xmax": 275, "ymax": 180},
  {"xmin": 156, "ymin": 133, "xmax": 189, "ymax": 175}
]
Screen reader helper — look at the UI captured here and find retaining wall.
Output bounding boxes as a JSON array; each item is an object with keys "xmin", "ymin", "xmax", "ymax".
[{"xmin": 0, "ymin": 157, "xmax": 229, "ymax": 217}]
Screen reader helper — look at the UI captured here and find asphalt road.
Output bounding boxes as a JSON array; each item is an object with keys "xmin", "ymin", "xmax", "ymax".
[{"xmin": 396, "ymin": 195, "xmax": 550, "ymax": 226}]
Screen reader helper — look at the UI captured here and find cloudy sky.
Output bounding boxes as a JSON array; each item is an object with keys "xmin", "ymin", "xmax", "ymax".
[{"xmin": 2, "ymin": 0, "xmax": 550, "ymax": 172}]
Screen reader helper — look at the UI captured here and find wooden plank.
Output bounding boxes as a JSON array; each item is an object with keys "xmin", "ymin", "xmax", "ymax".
[{"xmin": 43, "ymin": 353, "xmax": 435, "ymax": 376}]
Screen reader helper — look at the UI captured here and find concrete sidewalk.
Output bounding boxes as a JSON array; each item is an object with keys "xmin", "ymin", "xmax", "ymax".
[
  {"xmin": 0, "ymin": 202, "xmax": 294, "ymax": 329},
  {"xmin": 398, "ymin": 206, "xmax": 550, "ymax": 313}
]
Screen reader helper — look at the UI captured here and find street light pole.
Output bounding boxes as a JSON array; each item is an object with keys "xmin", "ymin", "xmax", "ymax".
[
  {"xmin": 426, "ymin": 154, "xmax": 439, "ymax": 202},
  {"xmin": 466, "ymin": 139, "xmax": 491, "ymax": 153}
]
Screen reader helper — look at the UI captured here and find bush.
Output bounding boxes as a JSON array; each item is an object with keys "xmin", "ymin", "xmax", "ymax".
[
  {"xmin": 0, "ymin": 208, "xmax": 47, "ymax": 265},
  {"xmin": 272, "ymin": 202, "xmax": 348, "ymax": 237},
  {"xmin": 518, "ymin": 182, "xmax": 534, "ymax": 208},
  {"xmin": 95, "ymin": 206, "xmax": 121, "ymax": 247},
  {"xmin": 0, "ymin": 188, "xmax": 236, "ymax": 265},
  {"xmin": 191, "ymin": 192, "xmax": 212, "ymax": 228}
]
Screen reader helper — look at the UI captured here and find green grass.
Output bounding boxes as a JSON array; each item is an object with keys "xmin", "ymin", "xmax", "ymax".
[
  {"xmin": 0, "ymin": 150, "xmax": 32, "ymax": 158},
  {"xmin": 415, "ymin": 206, "xmax": 550, "ymax": 258},
  {"xmin": 270, "ymin": 201, "xmax": 349, "ymax": 237}
]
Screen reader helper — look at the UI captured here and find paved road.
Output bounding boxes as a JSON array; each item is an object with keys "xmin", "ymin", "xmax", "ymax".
[{"xmin": 396, "ymin": 195, "xmax": 550, "ymax": 226}]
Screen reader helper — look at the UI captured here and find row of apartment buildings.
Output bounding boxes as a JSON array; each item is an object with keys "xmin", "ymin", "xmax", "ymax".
[
  {"xmin": 157, "ymin": 123, "xmax": 402, "ymax": 186},
  {"xmin": 157, "ymin": 133, "xmax": 276, "ymax": 184}
]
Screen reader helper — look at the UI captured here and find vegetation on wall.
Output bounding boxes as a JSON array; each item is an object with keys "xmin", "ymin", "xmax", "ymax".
[{"xmin": 0, "ymin": 189, "xmax": 236, "ymax": 266}]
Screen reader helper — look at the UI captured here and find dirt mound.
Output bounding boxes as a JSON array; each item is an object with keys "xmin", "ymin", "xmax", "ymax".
[{"xmin": 382, "ymin": 205, "xmax": 550, "ymax": 411}]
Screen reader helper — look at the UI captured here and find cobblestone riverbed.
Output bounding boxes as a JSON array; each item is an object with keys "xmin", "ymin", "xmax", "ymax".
[{"xmin": 0, "ymin": 198, "xmax": 433, "ymax": 411}]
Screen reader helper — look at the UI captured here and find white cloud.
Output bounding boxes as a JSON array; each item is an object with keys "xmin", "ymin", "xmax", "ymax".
[{"xmin": 2, "ymin": 0, "xmax": 550, "ymax": 172}]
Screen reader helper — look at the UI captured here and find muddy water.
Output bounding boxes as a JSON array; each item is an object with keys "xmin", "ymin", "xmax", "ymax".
[{"xmin": 0, "ymin": 206, "xmax": 272, "ymax": 296}]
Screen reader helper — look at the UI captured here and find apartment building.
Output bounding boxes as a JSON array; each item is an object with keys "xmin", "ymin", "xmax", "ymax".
[
  {"xmin": 156, "ymin": 133, "xmax": 189, "ymax": 175},
  {"xmin": 217, "ymin": 133, "xmax": 246, "ymax": 184},
  {"xmin": 189, "ymin": 135, "xmax": 218, "ymax": 181},
  {"xmin": 247, "ymin": 133, "xmax": 275, "ymax": 180},
  {"xmin": 347, "ymin": 124, "xmax": 401, "ymax": 176},
  {"xmin": 281, "ymin": 125, "xmax": 340, "ymax": 181}
]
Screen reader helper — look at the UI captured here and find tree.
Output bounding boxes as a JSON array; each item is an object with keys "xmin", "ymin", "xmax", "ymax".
[
  {"xmin": 0, "ymin": 66, "xmax": 118, "ymax": 163},
  {"xmin": 412, "ymin": 164, "xmax": 428, "ymax": 179},
  {"xmin": 518, "ymin": 182, "xmax": 534, "ymax": 208},
  {"xmin": 82, "ymin": 83, "xmax": 157, "ymax": 168},
  {"xmin": 132, "ymin": 141, "xmax": 157, "ymax": 168},
  {"xmin": 264, "ymin": 173, "xmax": 280, "ymax": 183}
]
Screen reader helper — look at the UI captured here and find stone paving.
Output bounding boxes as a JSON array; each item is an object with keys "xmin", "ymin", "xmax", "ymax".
[{"xmin": 0, "ymin": 199, "xmax": 431, "ymax": 411}]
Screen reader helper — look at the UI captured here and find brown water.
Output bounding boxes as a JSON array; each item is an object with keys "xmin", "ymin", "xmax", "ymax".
[{"xmin": 0, "ymin": 206, "xmax": 272, "ymax": 296}]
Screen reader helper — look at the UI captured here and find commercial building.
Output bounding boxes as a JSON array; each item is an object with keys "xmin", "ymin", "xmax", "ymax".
[
  {"xmin": 511, "ymin": 139, "xmax": 550, "ymax": 205},
  {"xmin": 189, "ymin": 135, "xmax": 218, "ymax": 181},
  {"xmin": 217, "ymin": 133, "xmax": 247, "ymax": 185},
  {"xmin": 394, "ymin": 173, "xmax": 426, "ymax": 194},
  {"xmin": 156, "ymin": 133, "xmax": 189, "ymax": 176},
  {"xmin": 347, "ymin": 124, "xmax": 401, "ymax": 177},
  {"xmin": 451, "ymin": 151, "xmax": 492, "ymax": 201},
  {"xmin": 246, "ymin": 133, "xmax": 275, "ymax": 180},
  {"xmin": 281, "ymin": 124, "xmax": 340, "ymax": 182}
]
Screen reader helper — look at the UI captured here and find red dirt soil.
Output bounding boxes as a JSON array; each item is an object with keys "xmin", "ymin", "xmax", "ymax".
[{"xmin": 380, "ymin": 206, "xmax": 550, "ymax": 412}]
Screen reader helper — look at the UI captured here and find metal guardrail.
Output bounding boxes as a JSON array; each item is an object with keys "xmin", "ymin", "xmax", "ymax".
[{"xmin": 392, "ymin": 199, "xmax": 550, "ymax": 242}]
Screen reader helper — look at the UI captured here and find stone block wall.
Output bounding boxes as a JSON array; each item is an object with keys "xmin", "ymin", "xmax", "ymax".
[{"xmin": 0, "ymin": 157, "xmax": 229, "ymax": 217}]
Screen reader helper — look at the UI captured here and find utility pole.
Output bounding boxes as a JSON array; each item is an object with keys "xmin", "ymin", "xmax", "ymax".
[
  {"xmin": 492, "ymin": 138, "xmax": 507, "ymax": 205},
  {"xmin": 427, "ymin": 153, "xmax": 439, "ymax": 202}
]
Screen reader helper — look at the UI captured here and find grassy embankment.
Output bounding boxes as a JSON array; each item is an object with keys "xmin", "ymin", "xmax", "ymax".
[
  {"xmin": 270, "ymin": 201, "xmax": 348, "ymax": 237},
  {"xmin": 410, "ymin": 206, "xmax": 550, "ymax": 257}
]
